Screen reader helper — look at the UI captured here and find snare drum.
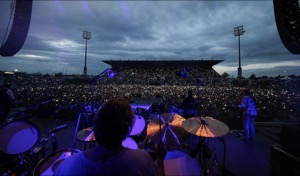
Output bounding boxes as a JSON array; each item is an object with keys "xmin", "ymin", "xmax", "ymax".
[
  {"xmin": 129, "ymin": 115, "xmax": 146, "ymax": 136},
  {"xmin": 122, "ymin": 137, "xmax": 138, "ymax": 150},
  {"xmin": 33, "ymin": 149, "xmax": 80, "ymax": 176},
  {"xmin": 0, "ymin": 119, "xmax": 39, "ymax": 155}
]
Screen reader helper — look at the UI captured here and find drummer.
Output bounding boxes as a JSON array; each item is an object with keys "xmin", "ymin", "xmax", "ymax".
[{"xmin": 54, "ymin": 98, "xmax": 166, "ymax": 176}]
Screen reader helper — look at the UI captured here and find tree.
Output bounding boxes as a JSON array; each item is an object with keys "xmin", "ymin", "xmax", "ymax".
[
  {"xmin": 249, "ymin": 73, "xmax": 256, "ymax": 80},
  {"xmin": 221, "ymin": 72, "xmax": 230, "ymax": 79}
]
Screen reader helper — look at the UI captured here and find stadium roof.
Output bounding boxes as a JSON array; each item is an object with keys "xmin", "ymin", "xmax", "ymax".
[{"xmin": 102, "ymin": 60, "xmax": 223, "ymax": 69}]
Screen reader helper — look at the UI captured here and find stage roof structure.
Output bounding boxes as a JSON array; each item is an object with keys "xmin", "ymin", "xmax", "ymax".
[{"xmin": 102, "ymin": 60, "xmax": 223, "ymax": 70}]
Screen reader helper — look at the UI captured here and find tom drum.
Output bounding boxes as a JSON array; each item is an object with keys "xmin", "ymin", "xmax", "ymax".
[{"xmin": 0, "ymin": 119, "xmax": 39, "ymax": 155}]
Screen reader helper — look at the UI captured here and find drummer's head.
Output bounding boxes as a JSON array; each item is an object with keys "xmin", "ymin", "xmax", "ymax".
[{"xmin": 93, "ymin": 98, "xmax": 134, "ymax": 149}]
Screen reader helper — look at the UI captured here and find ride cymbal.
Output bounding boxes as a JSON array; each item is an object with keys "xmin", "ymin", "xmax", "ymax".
[{"xmin": 182, "ymin": 117, "xmax": 229, "ymax": 137}]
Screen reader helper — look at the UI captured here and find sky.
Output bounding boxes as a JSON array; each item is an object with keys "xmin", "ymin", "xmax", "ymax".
[{"xmin": 0, "ymin": 0, "xmax": 299, "ymax": 78}]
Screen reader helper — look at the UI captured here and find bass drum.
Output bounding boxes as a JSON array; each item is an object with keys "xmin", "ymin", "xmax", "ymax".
[
  {"xmin": 164, "ymin": 150, "xmax": 201, "ymax": 175},
  {"xmin": 33, "ymin": 149, "xmax": 80, "ymax": 176},
  {"xmin": 0, "ymin": 119, "xmax": 39, "ymax": 155}
]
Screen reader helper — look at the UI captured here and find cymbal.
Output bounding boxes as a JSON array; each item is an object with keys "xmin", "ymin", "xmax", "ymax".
[
  {"xmin": 182, "ymin": 117, "xmax": 229, "ymax": 137},
  {"xmin": 147, "ymin": 113, "xmax": 189, "ymax": 148}
]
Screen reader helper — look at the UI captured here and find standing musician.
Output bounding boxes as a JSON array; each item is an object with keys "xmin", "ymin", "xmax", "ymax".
[{"xmin": 238, "ymin": 88, "xmax": 258, "ymax": 143}]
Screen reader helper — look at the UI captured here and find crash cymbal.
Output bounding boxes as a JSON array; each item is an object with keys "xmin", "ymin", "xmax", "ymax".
[
  {"xmin": 182, "ymin": 117, "xmax": 229, "ymax": 137},
  {"xmin": 147, "ymin": 113, "xmax": 189, "ymax": 148}
]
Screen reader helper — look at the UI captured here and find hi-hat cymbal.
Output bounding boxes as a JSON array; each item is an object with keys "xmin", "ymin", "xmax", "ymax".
[
  {"xmin": 76, "ymin": 127, "xmax": 96, "ymax": 142},
  {"xmin": 147, "ymin": 113, "xmax": 189, "ymax": 148},
  {"xmin": 182, "ymin": 117, "xmax": 229, "ymax": 138}
]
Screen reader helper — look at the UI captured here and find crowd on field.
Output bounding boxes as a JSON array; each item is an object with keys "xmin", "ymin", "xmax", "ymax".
[{"xmin": 1, "ymin": 67, "xmax": 299, "ymax": 121}]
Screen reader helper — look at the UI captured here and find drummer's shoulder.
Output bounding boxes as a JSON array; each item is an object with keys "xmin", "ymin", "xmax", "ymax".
[
  {"xmin": 126, "ymin": 148, "xmax": 148, "ymax": 154},
  {"xmin": 124, "ymin": 148, "xmax": 154, "ymax": 159},
  {"xmin": 54, "ymin": 152, "xmax": 89, "ymax": 175}
]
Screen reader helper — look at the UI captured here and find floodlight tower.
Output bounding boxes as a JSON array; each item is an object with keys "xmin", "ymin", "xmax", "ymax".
[
  {"xmin": 233, "ymin": 25, "xmax": 245, "ymax": 79},
  {"xmin": 82, "ymin": 30, "xmax": 91, "ymax": 76}
]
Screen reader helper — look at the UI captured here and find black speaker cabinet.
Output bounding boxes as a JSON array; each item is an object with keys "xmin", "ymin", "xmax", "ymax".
[
  {"xmin": 280, "ymin": 125, "xmax": 300, "ymax": 157},
  {"xmin": 273, "ymin": 0, "xmax": 300, "ymax": 54},
  {"xmin": 0, "ymin": 0, "xmax": 33, "ymax": 56},
  {"xmin": 270, "ymin": 144, "xmax": 300, "ymax": 176}
]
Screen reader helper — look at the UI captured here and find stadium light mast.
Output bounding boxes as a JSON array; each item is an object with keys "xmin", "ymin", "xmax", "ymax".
[
  {"xmin": 82, "ymin": 30, "xmax": 91, "ymax": 76},
  {"xmin": 233, "ymin": 25, "xmax": 245, "ymax": 79}
]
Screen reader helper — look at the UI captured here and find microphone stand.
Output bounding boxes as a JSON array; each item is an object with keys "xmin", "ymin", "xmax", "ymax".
[
  {"xmin": 89, "ymin": 69, "xmax": 110, "ymax": 126},
  {"xmin": 6, "ymin": 100, "xmax": 52, "ymax": 119},
  {"xmin": 71, "ymin": 69, "xmax": 112, "ymax": 155}
]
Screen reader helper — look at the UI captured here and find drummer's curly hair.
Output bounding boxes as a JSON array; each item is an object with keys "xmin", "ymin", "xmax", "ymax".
[{"xmin": 93, "ymin": 98, "xmax": 134, "ymax": 149}]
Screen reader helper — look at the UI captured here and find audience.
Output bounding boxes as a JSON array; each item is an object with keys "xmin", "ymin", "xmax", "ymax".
[{"xmin": 0, "ymin": 68, "xmax": 299, "ymax": 122}]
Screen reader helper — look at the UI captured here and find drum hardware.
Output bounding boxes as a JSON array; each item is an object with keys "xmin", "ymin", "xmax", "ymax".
[
  {"xmin": 138, "ymin": 135, "xmax": 150, "ymax": 149},
  {"xmin": 26, "ymin": 124, "xmax": 69, "ymax": 170},
  {"xmin": 31, "ymin": 124, "xmax": 78, "ymax": 176},
  {"xmin": 0, "ymin": 119, "xmax": 69, "ymax": 175},
  {"xmin": 182, "ymin": 116, "xmax": 229, "ymax": 176},
  {"xmin": 0, "ymin": 119, "xmax": 40, "ymax": 175},
  {"xmin": 27, "ymin": 137, "xmax": 49, "ymax": 166},
  {"xmin": 71, "ymin": 104, "xmax": 98, "ymax": 153}
]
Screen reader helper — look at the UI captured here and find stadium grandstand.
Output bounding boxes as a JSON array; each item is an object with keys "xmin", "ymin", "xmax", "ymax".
[{"xmin": 102, "ymin": 59, "xmax": 223, "ymax": 86}]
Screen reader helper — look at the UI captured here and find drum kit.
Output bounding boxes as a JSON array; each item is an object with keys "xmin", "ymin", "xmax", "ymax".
[
  {"xmin": 75, "ymin": 111, "xmax": 148, "ymax": 151},
  {"xmin": 0, "ymin": 109, "xmax": 230, "ymax": 176},
  {"xmin": 0, "ymin": 118, "xmax": 72, "ymax": 176}
]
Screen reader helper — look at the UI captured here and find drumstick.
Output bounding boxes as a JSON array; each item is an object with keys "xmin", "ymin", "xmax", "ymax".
[{"xmin": 71, "ymin": 113, "xmax": 81, "ymax": 155}]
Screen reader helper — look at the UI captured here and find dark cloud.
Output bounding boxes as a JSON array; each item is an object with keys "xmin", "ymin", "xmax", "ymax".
[{"xmin": 0, "ymin": 1, "xmax": 299, "ymax": 77}]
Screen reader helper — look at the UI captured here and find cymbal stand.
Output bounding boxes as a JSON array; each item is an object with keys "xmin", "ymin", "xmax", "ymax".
[
  {"xmin": 218, "ymin": 137, "xmax": 227, "ymax": 173},
  {"xmin": 198, "ymin": 137, "xmax": 214, "ymax": 176},
  {"xmin": 199, "ymin": 118, "xmax": 213, "ymax": 176},
  {"xmin": 159, "ymin": 114, "xmax": 162, "ymax": 144}
]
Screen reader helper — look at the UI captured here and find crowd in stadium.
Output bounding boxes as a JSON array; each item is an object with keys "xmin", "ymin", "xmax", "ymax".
[
  {"xmin": 1, "ymin": 66, "xmax": 299, "ymax": 123},
  {"xmin": 113, "ymin": 66, "xmax": 220, "ymax": 86}
]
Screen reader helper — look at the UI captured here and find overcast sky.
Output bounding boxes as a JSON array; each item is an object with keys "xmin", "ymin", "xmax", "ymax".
[{"xmin": 0, "ymin": 1, "xmax": 299, "ymax": 78}]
